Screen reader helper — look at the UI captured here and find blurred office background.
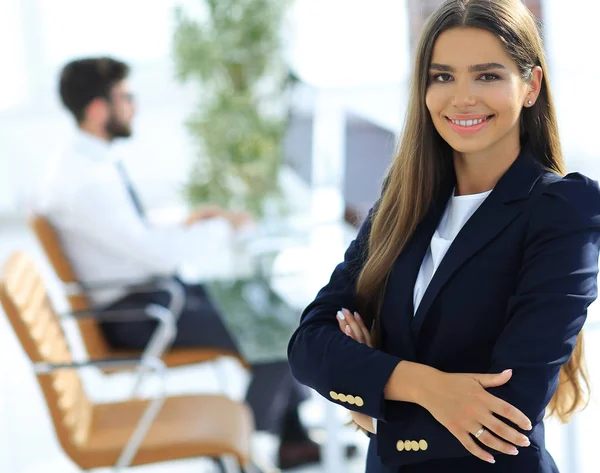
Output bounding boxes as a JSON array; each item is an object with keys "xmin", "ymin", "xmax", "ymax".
[{"xmin": 1, "ymin": 0, "xmax": 600, "ymax": 472}]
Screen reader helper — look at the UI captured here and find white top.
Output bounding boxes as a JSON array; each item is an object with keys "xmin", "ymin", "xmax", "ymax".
[
  {"xmin": 34, "ymin": 130, "xmax": 219, "ymax": 306},
  {"xmin": 372, "ymin": 187, "xmax": 491, "ymax": 433},
  {"xmin": 413, "ymin": 188, "xmax": 492, "ymax": 314}
]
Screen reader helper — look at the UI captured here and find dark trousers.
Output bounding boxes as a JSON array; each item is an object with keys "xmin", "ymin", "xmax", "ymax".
[{"xmin": 100, "ymin": 280, "xmax": 308, "ymax": 435}]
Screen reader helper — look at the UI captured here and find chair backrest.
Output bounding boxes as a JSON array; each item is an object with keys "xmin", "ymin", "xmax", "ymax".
[
  {"xmin": 0, "ymin": 252, "xmax": 93, "ymax": 458},
  {"xmin": 29, "ymin": 214, "xmax": 110, "ymax": 358}
]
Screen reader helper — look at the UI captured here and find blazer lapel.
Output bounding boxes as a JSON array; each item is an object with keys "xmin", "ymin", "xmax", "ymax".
[
  {"xmin": 381, "ymin": 179, "xmax": 453, "ymax": 359},
  {"xmin": 411, "ymin": 148, "xmax": 546, "ymax": 340}
]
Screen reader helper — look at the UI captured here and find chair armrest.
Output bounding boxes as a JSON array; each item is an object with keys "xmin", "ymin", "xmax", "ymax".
[
  {"xmin": 64, "ymin": 278, "xmax": 186, "ymax": 322},
  {"xmin": 63, "ymin": 277, "xmax": 165, "ymax": 294},
  {"xmin": 33, "ymin": 355, "xmax": 167, "ymax": 469},
  {"xmin": 60, "ymin": 295, "xmax": 178, "ymax": 399},
  {"xmin": 60, "ymin": 303, "xmax": 177, "ymax": 368},
  {"xmin": 60, "ymin": 306, "xmax": 159, "ymax": 322},
  {"xmin": 32, "ymin": 356, "xmax": 155, "ymax": 373}
]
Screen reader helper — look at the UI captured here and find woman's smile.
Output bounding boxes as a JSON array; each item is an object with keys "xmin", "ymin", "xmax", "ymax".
[{"xmin": 445, "ymin": 114, "xmax": 495, "ymax": 135}]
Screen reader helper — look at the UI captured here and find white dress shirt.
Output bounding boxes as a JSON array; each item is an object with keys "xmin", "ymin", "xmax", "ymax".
[
  {"xmin": 372, "ymin": 188, "xmax": 491, "ymax": 433},
  {"xmin": 35, "ymin": 130, "xmax": 197, "ymax": 306}
]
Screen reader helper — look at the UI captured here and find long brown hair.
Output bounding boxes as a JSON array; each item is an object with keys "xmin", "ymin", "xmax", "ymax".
[{"xmin": 356, "ymin": 0, "xmax": 588, "ymax": 423}]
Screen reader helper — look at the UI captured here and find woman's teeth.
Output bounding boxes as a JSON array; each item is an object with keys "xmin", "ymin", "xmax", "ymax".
[{"xmin": 450, "ymin": 118, "xmax": 487, "ymax": 127}]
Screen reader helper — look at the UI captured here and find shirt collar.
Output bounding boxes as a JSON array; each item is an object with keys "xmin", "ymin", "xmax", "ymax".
[{"xmin": 73, "ymin": 129, "xmax": 113, "ymax": 162}]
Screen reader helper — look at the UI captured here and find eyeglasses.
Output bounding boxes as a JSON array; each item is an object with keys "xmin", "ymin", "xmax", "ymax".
[{"xmin": 110, "ymin": 92, "xmax": 135, "ymax": 104}]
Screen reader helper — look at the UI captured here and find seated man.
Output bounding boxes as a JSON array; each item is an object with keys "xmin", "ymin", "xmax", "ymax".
[{"xmin": 36, "ymin": 56, "xmax": 352, "ymax": 469}]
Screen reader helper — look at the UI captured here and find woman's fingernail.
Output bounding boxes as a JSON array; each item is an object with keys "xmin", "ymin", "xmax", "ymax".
[
  {"xmin": 487, "ymin": 457, "xmax": 495, "ymax": 464},
  {"xmin": 354, "ymin": 312, "xmax": 361, "ymax": 321},
  {"xmin": 345, "ymin": 325, "xmax": 352, "ymax": 334},
  {"xmin": 502, "ymin": 369, "xmax": 512, "ymax": 374},
  {"xmin": 509, "ymin": 448, "xmax": 519, "ymax": 455},
  {"xmin": 337, "ymin": 310, "xmax": 345, "ymax": 321}
]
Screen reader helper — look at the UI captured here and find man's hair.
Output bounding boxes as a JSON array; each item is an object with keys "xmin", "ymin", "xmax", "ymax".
[{"xmin": 59, "ymin": 57, "xmax": 129, "ymax": 123}]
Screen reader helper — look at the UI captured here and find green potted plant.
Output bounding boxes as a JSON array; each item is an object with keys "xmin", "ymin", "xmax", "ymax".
[{"xmin": 172, "ymin": 0, "xmax": 296, "ymax": 217}]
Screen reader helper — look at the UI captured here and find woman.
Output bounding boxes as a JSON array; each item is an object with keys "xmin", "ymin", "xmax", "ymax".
[{"xmin": 287, "ymin": 0, "xmax": 600, "ymax": 471}]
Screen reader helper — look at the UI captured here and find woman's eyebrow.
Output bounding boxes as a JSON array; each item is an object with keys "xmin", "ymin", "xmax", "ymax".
[{"xmin": 429, "ymin": 62, "xmax": 506, "ymax": 72}]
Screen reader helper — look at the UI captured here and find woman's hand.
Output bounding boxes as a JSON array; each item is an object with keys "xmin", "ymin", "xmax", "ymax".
[
  {"xmin": 418, "ymin": 368, "xmax": 531, "ymax": 463},
  {"xmin": 349, "ymin": 410, "xmax": 376, "ymax": 435},
  {"xmin": 337, "ymin": 307, "xmax": 532, "ymax": 464},
  {"xmin": 336, "ymin": 308, "xmax": 373, "ymax": 347},
  {"xmin": 337, "ymin": 308, "xmax": 377, "ymax": 434}
]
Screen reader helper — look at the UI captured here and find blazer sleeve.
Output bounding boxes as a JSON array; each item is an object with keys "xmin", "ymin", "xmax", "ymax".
[
  {"xmin": 287, "ymin": 206, "xmax": 403, "ymax": 420},
  {"xmin": 376, "ymin": 173, "xmax": 600, "ymax": 465}
]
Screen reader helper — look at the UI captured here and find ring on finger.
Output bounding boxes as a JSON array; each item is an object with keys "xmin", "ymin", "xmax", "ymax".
[{"xmin": 474, "ymin": 427, "xmax": 485, "ymax": 439}]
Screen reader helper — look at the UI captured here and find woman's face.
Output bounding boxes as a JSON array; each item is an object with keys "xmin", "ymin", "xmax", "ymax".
[{"xmin": 425, "ymin": 27, "xmax": 540, "ymax": 159}]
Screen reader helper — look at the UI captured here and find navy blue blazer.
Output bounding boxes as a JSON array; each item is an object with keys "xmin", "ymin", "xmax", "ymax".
[{"xmin": 288, "ymin": 147, "xmax": 600, "ymax": 473}]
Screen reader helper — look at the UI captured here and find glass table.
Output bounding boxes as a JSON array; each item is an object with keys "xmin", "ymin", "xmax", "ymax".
[
  {"xmin": 179, "ymin": 216, "xmax": 357, "ymax": 472},
  {"xmin": 204, "ymin": 277, "xmax": 301, "ymax": 365}
]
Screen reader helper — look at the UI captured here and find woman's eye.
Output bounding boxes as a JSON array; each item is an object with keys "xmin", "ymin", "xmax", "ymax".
[
  {"xmin": 479, "ymin": 73, "xmax": 500, "ymax": 81},
  {"xmin": 432, "ymin": 73, "xmax": 453, "ymax": 83}
]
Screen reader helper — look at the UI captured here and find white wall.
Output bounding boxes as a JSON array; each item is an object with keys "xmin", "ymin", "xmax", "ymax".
[
  {"xmin": 0, "ymin": 0, "xmax": 412, "ymax": 216},
  {"xmin": 543, "ymin": 0, "xmax": 600, "ymax": 173},
  {"xmin": 2, "ymin": 0, "xmax": 600, "ymax": 215}
]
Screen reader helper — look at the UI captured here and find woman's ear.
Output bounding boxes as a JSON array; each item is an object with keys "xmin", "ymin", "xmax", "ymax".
[{"xmin": 525, "ymin": 66, "xmax": 543, "ymax": 107}]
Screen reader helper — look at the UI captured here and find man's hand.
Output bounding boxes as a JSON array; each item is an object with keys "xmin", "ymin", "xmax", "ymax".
[
  {"xmin": 185, "ymin": 205, "xmax": 223, "ymax": 225},
  {"xmin": 185, "ymin": 205, "xmax": 253, "ymax": 229}
]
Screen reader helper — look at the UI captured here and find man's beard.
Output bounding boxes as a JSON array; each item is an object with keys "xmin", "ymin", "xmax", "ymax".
[{"xmin": 105, "ymin": 112, "xmax": 132, "ymax": 139}]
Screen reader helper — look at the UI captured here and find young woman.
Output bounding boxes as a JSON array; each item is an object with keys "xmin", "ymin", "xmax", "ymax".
[{"xmin": 287, "ymin": 0, "xmax": 600, "ymax": 471}]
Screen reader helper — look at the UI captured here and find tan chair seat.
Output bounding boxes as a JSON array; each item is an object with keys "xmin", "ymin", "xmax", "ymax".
[{"xmin": 78, "ymin": 395, "xmax": 253, "ymax": 469}]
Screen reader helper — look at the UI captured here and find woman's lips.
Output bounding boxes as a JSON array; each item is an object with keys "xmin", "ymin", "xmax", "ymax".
[{"xmin": 446, "ymin": 115, "xmax": 494, "ymax": 136}]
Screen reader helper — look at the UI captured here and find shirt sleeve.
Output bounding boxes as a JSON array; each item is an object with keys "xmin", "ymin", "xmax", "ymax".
[{"xmin": 54, "ymin": 174, "xmax": 187, "ymax": 275}]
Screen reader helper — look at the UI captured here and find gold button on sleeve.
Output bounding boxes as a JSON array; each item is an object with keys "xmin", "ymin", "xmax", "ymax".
[
  {"xmin": 329, "ymin": 391, "xmax": 339, "ymax": 400},
  {"xmin": 354, "ymin": 396, "xmax": 364, "ymax": 407},
  {"xmin": 411, "ymin": 441, "xmax": 420, "ymax": 451},
  {"xmin": 396, "ymin": 440, "xmax": 405, "ymax": 452},
  {"xmin": 346, "ymin": 395, "xmax": 355, "ymax": 405},
  {"xmin": 404, "ymin": 440, "xmax": 412, "ymax": 451},
  {"xmin": 338, "ymin": 394, "xmax": 347, "ymax": 402},
  {"xmin": 419, "ymin": 439, "xmax": 428, "ymax": 451}
]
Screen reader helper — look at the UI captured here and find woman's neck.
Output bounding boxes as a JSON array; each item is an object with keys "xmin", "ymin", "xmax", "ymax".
[{"xmin": 453, "ymin": 137, "xmax": 521, "ymax": 196}]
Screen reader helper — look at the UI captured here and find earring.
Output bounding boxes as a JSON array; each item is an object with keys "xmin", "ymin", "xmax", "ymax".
[{"xmin": 527, "ymin": 100, "xmax": 533, "ymax": 106}]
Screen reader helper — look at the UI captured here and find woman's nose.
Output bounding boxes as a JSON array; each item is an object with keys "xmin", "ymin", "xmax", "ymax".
[{"xmin": 451, "ymin": 81, "xmax": 477, "ymax": 108}]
